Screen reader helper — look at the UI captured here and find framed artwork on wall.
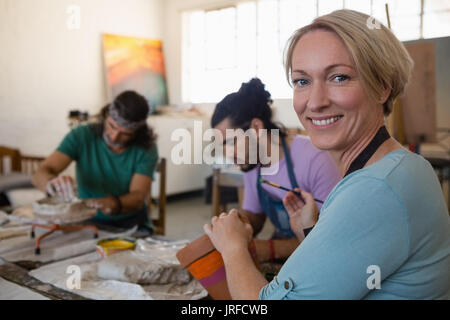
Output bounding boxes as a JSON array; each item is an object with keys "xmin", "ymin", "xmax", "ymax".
[{"xmin": 102, "ymin": 33, "xmax": 169, "ymax": 113}]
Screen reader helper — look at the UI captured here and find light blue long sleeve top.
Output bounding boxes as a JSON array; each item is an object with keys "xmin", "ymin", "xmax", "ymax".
[{"xmin": 259, "ymin": 149, "xmax": 450, "ymax": 299}]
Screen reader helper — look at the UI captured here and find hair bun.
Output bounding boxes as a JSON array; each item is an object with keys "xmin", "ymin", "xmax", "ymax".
[{"xmin": 238, "ymin": 78, "xmax": 272, "ymax": 103}]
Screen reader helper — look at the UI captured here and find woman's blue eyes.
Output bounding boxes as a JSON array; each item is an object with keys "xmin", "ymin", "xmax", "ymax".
[
  {"xmin": 332, "ymin": 74, "xmax": 349, "ymax": 82},
  {"xmin": 293, "ymin": 79, "xmax": 309, "ymax": 87},
  {"xmin": 293, "ymin": 74, "xmax": 349, "ymax": 87}
]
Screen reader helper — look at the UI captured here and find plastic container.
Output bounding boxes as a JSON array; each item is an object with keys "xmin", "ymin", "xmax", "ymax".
[{"xmin": 96, "ymin": 237, "xmax": 136, "ymax": 257}]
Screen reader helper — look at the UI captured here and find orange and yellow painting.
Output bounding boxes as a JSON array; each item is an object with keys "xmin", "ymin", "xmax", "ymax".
[{"xmin": 103, "ymin": 33, "xmax": 169, "ymax": 112}]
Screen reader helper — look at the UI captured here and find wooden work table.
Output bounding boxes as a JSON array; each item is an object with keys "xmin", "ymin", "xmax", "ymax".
[
  {"xmin": 0, "ymin": 257, "xmax": 86, "ymax": 300},
  {"xmin": 0, "ymin": 222, "xmax": 144, "ymax": 300}
]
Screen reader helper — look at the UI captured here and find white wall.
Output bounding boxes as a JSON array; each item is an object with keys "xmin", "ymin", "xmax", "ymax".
[
  {"xmin": 162, "ymin": 0, "xmax": 302, "ymax": 128},
  {"xmin": 2, "ymin": 0, "xmax": 447, "ymax": 155},
  {"xmin": 0, "ymin": 0, "xmax": 164, "ymax": 156}
]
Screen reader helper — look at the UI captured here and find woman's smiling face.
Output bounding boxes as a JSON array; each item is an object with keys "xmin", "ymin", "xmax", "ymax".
[{"xmin": 291, "ymin": 29, "xmax": 383, "ymax": 152}]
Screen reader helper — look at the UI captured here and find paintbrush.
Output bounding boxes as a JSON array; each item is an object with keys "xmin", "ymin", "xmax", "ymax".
[{"xmin": 259, "ymin": 178, "xmax": 324, "ymax": 204}]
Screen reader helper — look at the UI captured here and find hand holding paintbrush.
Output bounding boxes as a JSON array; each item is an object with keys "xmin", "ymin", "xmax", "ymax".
[
  {"xmin": 259, "ymin": 178, "xmax": 324, "ymax": 204},
  {"xmin": 260, "ymin": 178, "xmax": 322, "ymax": 239},
  {"xmin": 282, "ymin": 187, "xmax": 319, "ymax": 240}
]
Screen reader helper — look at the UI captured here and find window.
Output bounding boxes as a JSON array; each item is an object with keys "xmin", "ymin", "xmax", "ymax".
[
  {"xmin": 182, "ymin": 0, "xmax": 450, "ymax": 103},
  {"xmin": 423, "ymin": 0, "xmax": 450, "ymax": 39}
]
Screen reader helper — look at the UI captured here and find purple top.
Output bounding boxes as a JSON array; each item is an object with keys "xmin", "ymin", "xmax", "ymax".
[{"xmin": 242, "ymin": 135, "xmax": 341, "ymax": 214}]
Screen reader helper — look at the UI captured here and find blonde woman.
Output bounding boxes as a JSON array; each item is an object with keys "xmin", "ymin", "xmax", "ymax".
[{"xmin": 204, "ymin": 10, "xmax": 449, "ymax": 299}]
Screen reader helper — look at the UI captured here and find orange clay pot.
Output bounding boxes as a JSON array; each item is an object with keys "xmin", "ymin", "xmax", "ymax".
[{"xmin": 176, "ymin": 216, "xmax": 259, "ymax": 300}]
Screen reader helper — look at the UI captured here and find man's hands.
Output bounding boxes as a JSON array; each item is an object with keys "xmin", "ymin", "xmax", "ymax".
[
  {"xmin": 45, "ymin": 176, "xmax": 120, "ymax": 215},
  {"xmin": 283, "ymin": 188, "xmax": 319, "ymax": 240},
  {"xmin": 204, "ymin": 209, "xmax": 253, "ymax": 257},
  {"xmin": 85, "ymin": 196, "xmax": 120, "ymax": 215},
  {"xmin": 46, "ymin": 174, "xmax": 121, "ymax": 215},
  {"xmin": 46, "ymin": 176, "xmax": 76, "ymax": 202}
]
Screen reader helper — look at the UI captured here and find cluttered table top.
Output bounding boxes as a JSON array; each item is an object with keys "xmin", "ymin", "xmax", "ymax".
[{"xmin": 0, "ymin": 202, "xmax": 208, "ymax": 300}]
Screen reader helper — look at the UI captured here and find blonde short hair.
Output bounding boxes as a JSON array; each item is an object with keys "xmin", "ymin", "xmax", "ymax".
[{"xmin": 284, "ymin": 9, "xmax": 413, "ymax": 116}]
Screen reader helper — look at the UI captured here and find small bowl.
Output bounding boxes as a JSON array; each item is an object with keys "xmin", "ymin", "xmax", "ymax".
[{"xmin": 96, "ymin": 237, "xmax": 136, "ymax": 257}]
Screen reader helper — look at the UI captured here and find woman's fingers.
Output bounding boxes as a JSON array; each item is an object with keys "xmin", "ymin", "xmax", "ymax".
[
  {"xmin": 297, "ymin": 189, "xmax": 315, "ymax": 204},
  {"xmin": 228, "ymin": 208, "xmax": 239, "ymax": 217},
  {"xmin": 203, "ymin": 223, "xmax": 212, "ymax": 236},
  {"xmin": 244, "ymin": 222, "xmax": 254, "ymax": 242},
  {"xmin": 284, "ymin": 192, "xmax": 302, "ymax": 212},
  {"xmin": 282, "ymin": 196, "xmax": 294, "ymax": 214},
  {"xmin": 205, "ymin": 208, "xmax": 253, "ymax": 253}
]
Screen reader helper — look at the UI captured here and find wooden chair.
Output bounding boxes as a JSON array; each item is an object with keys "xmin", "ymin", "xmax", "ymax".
[
  {"xmin": 211, "ymin": 167, "xmax": 245, "ymax": 217},
  {"xmin": 0, "ymin": 146, "xmax": 44, "ymax": 175},
  {"xmin": 0, "ymin": 146, "xmax": 21, "ymax": 174},
  {"xmin": 20, "ymin": 155, "xmax": 45, "ymax": 175},
  {"xmin": 148, "ymin": 158, "xmax": 167, "ymax": 235}
]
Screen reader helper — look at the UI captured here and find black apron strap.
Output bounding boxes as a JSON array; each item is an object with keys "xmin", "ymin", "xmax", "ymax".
[
  {"xmin": 281, "ymin": 135, "xmax": 300, "ymax": 190},
  {"xmin": 344, "ymin": 126, "xmax": 390, "ymax": 177},
  {"xmin": 256, "ymin": 135, "xmax": 298, "ymax": 238}
]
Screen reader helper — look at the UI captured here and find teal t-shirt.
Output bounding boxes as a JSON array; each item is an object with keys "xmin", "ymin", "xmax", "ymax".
[
  {"xmin": 259, "ymin": 149, "xmax": 449, "ymax": 300},
  {"xmin": 57, "ymin": 124, "xmax": 158, "ymax": 223}
]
